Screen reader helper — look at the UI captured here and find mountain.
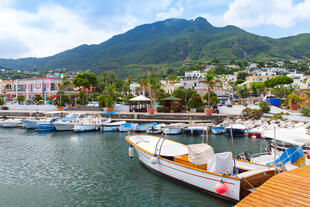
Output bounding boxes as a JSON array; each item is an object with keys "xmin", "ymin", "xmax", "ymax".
[{"xmin": 0, "ymin": 17, "xmax": 310, "ymax": 77}]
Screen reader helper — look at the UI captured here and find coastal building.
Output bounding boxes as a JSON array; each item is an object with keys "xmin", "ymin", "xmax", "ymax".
[
  {"xmin": 0, "ymin": 79, "xmax": 13, "ymax": 94},
  {"xmin": 246, "ymin": 71, "xmax": 277, "ymax": 82},
  {"xmin": 3, "ymin": 77, "xmax": 63, "ymax": 101},
  {"xmin": 162, "ymin": 80, "xmax": 181, "ymax": 94}
]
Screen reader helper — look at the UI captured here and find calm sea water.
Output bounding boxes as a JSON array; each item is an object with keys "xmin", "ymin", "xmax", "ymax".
[{"xmin": 0, "ymin": 128, "xmax": 262, "ymax": 207}]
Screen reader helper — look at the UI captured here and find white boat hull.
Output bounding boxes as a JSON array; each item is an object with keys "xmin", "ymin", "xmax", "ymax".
[
  {"xmin": 54, "ymin": 123, "xmax": 74, "ymax": 131},
  {"xmin": 164, "ymin": 128, "xmax": 182, "ymax": 135},
  {"xmin": 73, "ymin": 124, "xmax": 98, "ymax": 132},
  {"xmin": 133, "ymin": 146, "xmax": 241, "ymax": 201},
  {"xmin": 22, "ymin": 120, "xmax": 38, "ymax": 129},
  {"xmin": 2, "ymin": 120, "xmax": 22, "ymax": 128}
]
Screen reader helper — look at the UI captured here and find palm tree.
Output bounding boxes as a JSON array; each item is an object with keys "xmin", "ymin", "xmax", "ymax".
[
  {"xmin": 57, "ymin": 76, "xmax": 71, "ymax": 106},
  {"xmin": 205, "ymin": 73, "xmax": 222, "ymax": 106}
]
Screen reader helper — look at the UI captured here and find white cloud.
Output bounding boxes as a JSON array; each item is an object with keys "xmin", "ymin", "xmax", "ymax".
[
  {"xmin": 222, "ymin": 0, "xmax": 310, "ymax": 28},
  {"xmin": 0, "ymin": 4, "xmax": 133, "ymax": 58},
  {"xmin": 156, "ymin": 2, "xmax": 184, "ymax": 20}
]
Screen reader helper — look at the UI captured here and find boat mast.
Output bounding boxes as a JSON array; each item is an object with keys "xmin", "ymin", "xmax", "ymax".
[{"xmin": 230, "ymin": 127, "xmax": 237, "ymax": 174}]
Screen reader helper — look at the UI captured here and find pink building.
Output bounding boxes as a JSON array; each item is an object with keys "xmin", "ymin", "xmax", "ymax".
[{"xmin": 6, "ymin": 77, "xmax": 63, "ymax": 101}]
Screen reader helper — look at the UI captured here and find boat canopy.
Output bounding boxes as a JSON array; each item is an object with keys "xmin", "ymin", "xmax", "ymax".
[
  {"xmin": 187, "ymin": 144, "xmax": 214, "ymax": 165},
  {"xmin": 262, "ymin": 127, "xmax": 310, "ymax": 146},
  {"xmin": 127, "ymin": 135, "xmax": 188, "ymax": 156},
  {"xmin": 129, "ymin": 95, "xmax": 151, "ymax": 102}
]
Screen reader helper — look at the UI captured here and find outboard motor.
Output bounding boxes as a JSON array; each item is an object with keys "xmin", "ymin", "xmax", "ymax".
[{"xmin": 237, "ymin": 152, "xmax": 252, "ymax": 161}]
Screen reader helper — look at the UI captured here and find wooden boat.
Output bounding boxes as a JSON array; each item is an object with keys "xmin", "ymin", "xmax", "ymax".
[
  {"xmin": 126, "ymin": 134, "xmax": 275, "ymax": 201},
  {"xmin": 211, "ymin": 126, "xmax": 225, "ymax": 135}
]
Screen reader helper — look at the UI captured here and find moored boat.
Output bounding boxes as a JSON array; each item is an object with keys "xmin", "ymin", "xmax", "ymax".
[
  {"xmin": 126, "ymin": 134, "xmax": 275, "ymax": 201},
  {"xmin": 134, "ymin": 122, "xmax": 157, "ymax": 132},
  {"xmin": 73, "ymin": 117, "xmax": 110, "ymax": 133},
  {"xmin": 184, "ymin": 126, "xmax": 205, "ymax": 135},
  {"xmin": 247, "ymin": 127, "xmax": 262, "ymax": 138},
  {"xmin": 163, "ymin": 123, "xmax": 184, "ymax": 135},
  {"xmin": 211, "ymin": 126, "xmax": 225, "ymax": 135},
  {"xmin": 22, "ymin": 119, "xmax": 39, "ymax": 129},
  {"xmin": 119, "ymin": 123, "xmax": 138, "ymax": 132},
  {"xmin": 53, "ymin": 113, "xmax": 83, "ymax": 131},
  {"xmin": 225, "ymin": 124, "xmax": 247, "ymax": 137},
  {"xmin": 37, "ymin": 118, "xmax": 59, "ymax": 131},
  {"xmin": 2, "ymin": 119, "xmax": 23, "ymax": 128},
  {"xmin": 102, "ymin": 121, "xmax": 127, "ymax": 132},
  {"xmin": 146, "ymin": 123, "xmax": 166, "ymax": 134}
]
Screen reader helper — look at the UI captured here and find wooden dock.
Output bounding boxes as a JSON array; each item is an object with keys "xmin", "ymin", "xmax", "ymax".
[{"xmin": 236, "ymin": 165, "xmax": 310, "ymax": 207}]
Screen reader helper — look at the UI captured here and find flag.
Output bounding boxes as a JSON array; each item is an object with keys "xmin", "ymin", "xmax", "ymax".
[{"xmin": 59, "ymin": 74, "xmax": 65, "ymax": 78}]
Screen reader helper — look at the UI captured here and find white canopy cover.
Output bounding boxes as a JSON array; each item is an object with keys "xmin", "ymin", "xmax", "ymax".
[
  {"xmin": 262, "ymin": 127, "xmax": 310, "ymax": 146},
  {"xmin": 187, "ymin": 144, "xmax": 214, "ymax": 165},
  {"xmin": 207, "ymin": 152, "xmax": 233, "ymax": 174},
  {"xmin": 129, "ymin": 95, "xmax": 151, "ymax": 102}
]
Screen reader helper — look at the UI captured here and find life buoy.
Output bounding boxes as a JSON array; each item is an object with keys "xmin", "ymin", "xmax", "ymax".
[{"xmin": 305, "ymin": 150, "xmax": 310, "ymax": 159}]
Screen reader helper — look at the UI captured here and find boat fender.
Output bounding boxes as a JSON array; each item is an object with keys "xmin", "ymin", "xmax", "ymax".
[
  {"xmin": 151, "ymin": 155, "xmax": 158, "ymax": 164},
  {"xmin": 215, "ymin": 180, "xmax": 228, "ymax": 194},
  {"xmin": 128, "ymin": 145, "xmax": 134, "ymax": 159}
]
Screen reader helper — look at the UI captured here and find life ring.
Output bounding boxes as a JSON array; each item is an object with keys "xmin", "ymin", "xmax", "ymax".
[{"xmin": 305, "ymin": 150, "xmax": 310, "ymax": 159}]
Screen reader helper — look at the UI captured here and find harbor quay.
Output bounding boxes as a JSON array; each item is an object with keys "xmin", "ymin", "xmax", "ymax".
[{"xmin": 0, "ymin": 110, "xmax": 240, "ymax": 124}]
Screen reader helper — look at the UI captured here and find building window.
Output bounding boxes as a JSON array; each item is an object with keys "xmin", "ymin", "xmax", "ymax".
[{"xmin": 51, "ymin": 83, "xmax": 55, "ymax": 91}]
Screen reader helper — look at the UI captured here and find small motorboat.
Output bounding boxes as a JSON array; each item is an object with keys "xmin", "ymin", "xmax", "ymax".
[
  {"xmin": 73, "ymin": 117, "xmax": 110, "ymax": 133},
  {"xmin": 22, "ymin": 119, "xmax": 40, "ymax": 129},
  {"xmin": 125, "ymin": 134, "xmax": 275, "ymax": 201},
  {"xmin": 163, "ymin": 123, "xmax": 184, "ymax": 135},
  {"xmin": 134, "ymin": 122, "xmax": 157, "ymax": 132},
  {"xmin": 37, "ymin": 118, "xmax": 60, "ymax": 131},
  {"xmin": 247, "ymin": 127, "xmax": 262, "ymax": 138},
  {"xmin": 2, "ymin": 119, "xmax": 23, "ymax": 128},
  {"xmin": 119, "ymin": 123, "xmax": 138, "ymax": 132},
  {"xmin": 102, "ymin": 121, "xmax": 127, "ymax": 132},
  {"xmin": 211, "ymin": 126, "xmax": 225, "ymax": 135},
  {"xmin": 146, "ymin": 123, "xmax": 166, "ymax": 134},
  {"xmin": 53, "ymin": 113, "xmax": 83, "ymax": 131},
  {"xmin": 184, "ymin": 126, "xmax": 205, "ymax": 135},
  {"xmin": 225, "ymin": 124, "xmax": 247, "ymax": 137}
]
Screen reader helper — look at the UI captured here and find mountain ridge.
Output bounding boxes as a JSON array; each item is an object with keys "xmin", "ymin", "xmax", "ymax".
[{"xmin": 0, "ymin": 17, "xmax": 309, "ymax": 76}]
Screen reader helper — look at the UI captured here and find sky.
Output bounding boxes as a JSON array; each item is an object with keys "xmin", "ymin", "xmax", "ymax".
[{"xmin": 1, "ymin": 0, "xmax": 310, "ymax": 59}]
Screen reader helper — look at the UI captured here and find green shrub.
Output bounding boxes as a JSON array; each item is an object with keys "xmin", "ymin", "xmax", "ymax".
[
  {"xmin": 196, "ymin": 108, "xmax": 205, "ymax": 113},
  {"xmin": 156, "ymin": 106, "xmax": 163, "ymax": 113},
  {"xmin": 300, "ymin": 107, "xmax": 310, "ymax": 117},
  {"xmin": 242, "ymin": 108, "xmax": 263, "ymax": 119},
  {"xmin": 259, "ymin": 101, "xmax": 270, "ymax": 113},
  {"xmin": 187, "ymin": 93, "xmax": 203, "ymax": 109},
  {"xmin": 0, "ymin": 97, "xmax": 4, "ymax": 105}
]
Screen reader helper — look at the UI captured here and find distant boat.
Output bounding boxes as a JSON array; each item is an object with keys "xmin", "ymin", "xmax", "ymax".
[
  {"xmin": 119, "ymin": 123, "xmax": 138, "ymax": 132},
  {"xmin": 247, "ymin": 127, "xmax": 262, "ymax": 138},
  {"xmin": 163, "ymin": 123, "xmax": 184, "ymax": 135},
  {"xmin": 22, "ymin": 119, "xmax": 40, "ymax": 129},
  {"xmin": 53, "ymin": 113, "xmax": 83, "ymax": 131},
  {"xmin": 37, "ymin": 118, "xmax": 60, "ymax": 131},
  {"xmin": 2, "ymin": 119, "xmax": 22, "ymax": 128},
  {"xmin": 211, "ymin": 126, "xmax": 225, "ymax": 135},
  {"xmin": 102, "ymin": 121, "xmax": 127, "ymax": 132},
  {"xmin": 73, "ymin": 117, "xmax": 110, "ymax": 133},
  {"xmin": 225, "ymin": 124, "xmax": 247, "ymax": 137},
  {"xmin": 184, "ymin": 126, "xmax": 205, "ymax": 135},
  {"xmin": 146, "ymin": 123, "xmax": 166, "ymax": 134},
  {"xmin": 134, "ymin": 122, "xmax": 157, "ymax": 132}
]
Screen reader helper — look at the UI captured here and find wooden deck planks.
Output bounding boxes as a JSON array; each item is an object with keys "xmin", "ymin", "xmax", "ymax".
[{"xmin": 236, "ymin": 165, "xmax": 310, "ymax": 207}]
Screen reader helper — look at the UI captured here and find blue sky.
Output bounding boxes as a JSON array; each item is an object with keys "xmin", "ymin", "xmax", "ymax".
[{"xmin": 1, "ymin": 0, "xmax": 310, "ymax": 58}]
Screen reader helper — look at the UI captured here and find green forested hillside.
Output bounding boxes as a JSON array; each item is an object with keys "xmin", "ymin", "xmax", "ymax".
[{"xmin": 0, "ymin": 17, "xmax": 310, "ymax": 77}]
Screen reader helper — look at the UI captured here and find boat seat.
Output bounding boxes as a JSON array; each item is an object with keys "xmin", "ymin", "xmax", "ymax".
[
  {"xmin": 236, "ymin": 167, "xmax": 274, "ymax": 178},
  {"xmin": 174, "ymin": 155, "xmax": 207, "ymax": 170}
]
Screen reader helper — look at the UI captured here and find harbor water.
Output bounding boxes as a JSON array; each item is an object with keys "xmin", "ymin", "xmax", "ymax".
[{"xmin": 0, "ymin": 128, "xmax": 263, "ymax": 207}]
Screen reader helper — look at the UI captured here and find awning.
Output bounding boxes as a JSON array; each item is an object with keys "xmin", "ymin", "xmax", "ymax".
[
  {"xmin": 129, "ymin": 95, "xmax": 151, "ymax": 102},
  {"xmin": 161, "ymin": 96, "xmax": 182, "ymax": 101},
  {"xmin": 262, "ymin": 127, "xmax": 310, "ymax": 146}
]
